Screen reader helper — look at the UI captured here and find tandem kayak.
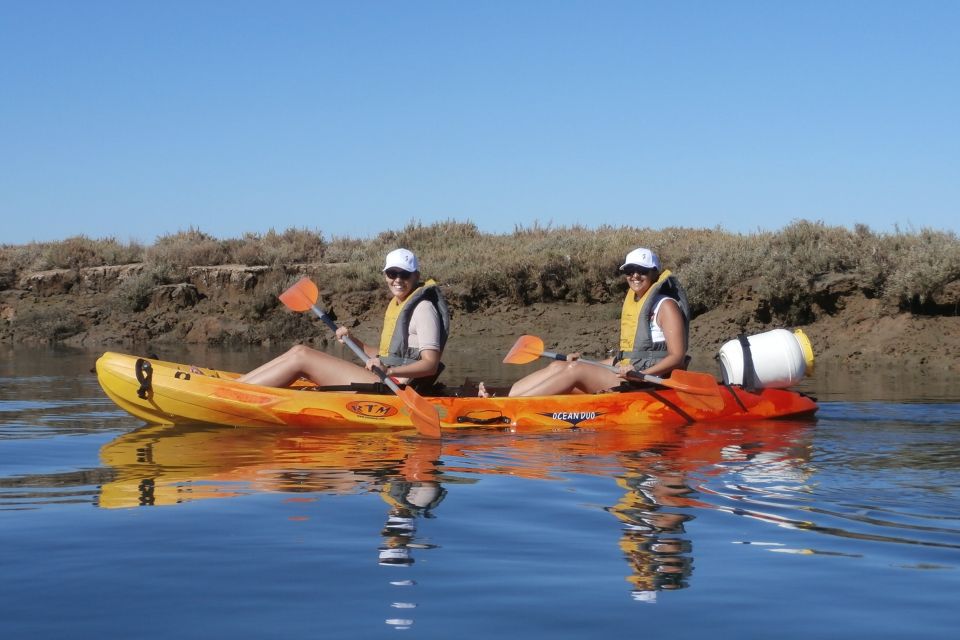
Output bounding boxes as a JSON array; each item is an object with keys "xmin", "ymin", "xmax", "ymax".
[{"xmin": 95, "ymin": 351, "xmax": 818, "ymax": 432}]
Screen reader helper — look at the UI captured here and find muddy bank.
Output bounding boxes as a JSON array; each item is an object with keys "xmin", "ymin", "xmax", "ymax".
[
  {"xmin": 444, "ymin": 295, "xmax": 960, "ymax": 378},
  {"xmin": 1, "ymin": 264, "xmax": 957, "ymax": 378}
]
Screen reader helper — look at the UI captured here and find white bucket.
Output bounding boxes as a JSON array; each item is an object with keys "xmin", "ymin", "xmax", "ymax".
[{"xmin": 718, "ymin": 329, "xmax": 815, "ymax": 389}]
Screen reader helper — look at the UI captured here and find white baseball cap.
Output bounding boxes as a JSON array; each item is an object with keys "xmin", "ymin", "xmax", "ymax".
[
  {"xmin": 383, "ymin": 248, "xmax": 419, "ymax": 273},
  {"xmin": 619, "ymin": 247, "xmax": 661, "ymax": 271}
]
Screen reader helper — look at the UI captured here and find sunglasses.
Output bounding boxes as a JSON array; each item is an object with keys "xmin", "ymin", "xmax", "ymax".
[
  {"xmin": 621, "ymin": 265, "xmax": 653, "ymax": 277},
  {"xmin": 384, "ymin": 269, "xmax": 413, "ymax": 280}
]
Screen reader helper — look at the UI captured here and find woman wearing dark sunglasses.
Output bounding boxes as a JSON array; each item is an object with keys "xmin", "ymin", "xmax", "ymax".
[
  {"xmin": 238, "ymin": 248, "xmax": 450, "ymax": 391},
  {"xmin": 503, "ymin": 247, "xmax": 690, "ymax": 397}
]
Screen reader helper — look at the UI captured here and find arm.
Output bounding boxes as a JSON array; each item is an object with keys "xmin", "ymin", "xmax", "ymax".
[
  {"xmin": 390, "ymin": 301, "xmax": 443, "ymax": 379},
  {"xmin": 367, "ymin": 301, "xmax": 444, "ymax": 380},
  {"xmin": 639, "ymin": 298, "xmax": 687, "ymax": 377},
  {"xmin": 385, "ymin": 349, "xmax": 441, "ymax": 380},
  {"xmin": 336, "ymin": 326, "xmax": 379, "ymax": 358}
]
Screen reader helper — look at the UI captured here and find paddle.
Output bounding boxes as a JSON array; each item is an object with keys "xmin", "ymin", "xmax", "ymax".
[
  {"xmin": 278, "ymin": 277, "xmax": 442, "ymax": 439},
  {"xmin": 503, "ymin": 335, "xmax": 724, "ymax": 409}
]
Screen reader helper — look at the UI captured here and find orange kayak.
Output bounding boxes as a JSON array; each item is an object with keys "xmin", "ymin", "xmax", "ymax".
[{"xmin": 95, "ymin": 351, "xmax": 817, "ymax": 432}]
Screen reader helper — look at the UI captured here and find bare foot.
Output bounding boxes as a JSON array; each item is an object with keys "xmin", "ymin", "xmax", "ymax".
[{"xmin": 477, "ymin": 382, "xmax": 491, "ymax": 398}]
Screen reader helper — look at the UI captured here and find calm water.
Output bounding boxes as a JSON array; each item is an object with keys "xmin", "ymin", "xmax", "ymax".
[{"xmin": 2, "ymin": 346, "xmax": 960, "ymax": 639}]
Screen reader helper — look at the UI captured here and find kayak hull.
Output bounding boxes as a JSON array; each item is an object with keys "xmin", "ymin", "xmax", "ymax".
[{"xmin": 95, "ymin": 352, "xmax": 818, "ymax": 432}]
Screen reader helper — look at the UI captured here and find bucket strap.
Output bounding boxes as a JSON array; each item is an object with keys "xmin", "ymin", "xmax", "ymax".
[{"xmin": 737, "ymin": 334, "xmax": 759, "ymax": 392}]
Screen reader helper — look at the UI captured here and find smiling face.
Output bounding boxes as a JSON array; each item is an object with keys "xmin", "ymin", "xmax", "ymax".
[
  {"xmin": 384, "ymin": 269, "xmax": 417, "ymax": 301},
  {"xmin": 622, "ymin": 265, "xmax": 657, "ymax": 298}
]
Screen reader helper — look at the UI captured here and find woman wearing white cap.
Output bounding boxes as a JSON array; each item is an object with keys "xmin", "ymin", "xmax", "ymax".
[
  {"xmin": 238, "ymin": 248, "xmax": 450, "ymax": 390},
  {"xmin": 504, "ymin": 247, "xmax": 690, "ymax": 396}
]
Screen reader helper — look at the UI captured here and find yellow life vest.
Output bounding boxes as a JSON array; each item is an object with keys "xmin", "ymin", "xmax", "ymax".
[
  {"xmin": 616, "ymin": 270, "xmax": 690, "ymax": 368},
  {"xmin": 378, "ymin": 279, "xmax": 450, "ymax": 364},
  {"xmin": 379, "ymin": 285, "xmax": 421, "ymax": 357},
  {"xmin": 619, "ymin": 270, "xmax": 672, "ymax": 352}
]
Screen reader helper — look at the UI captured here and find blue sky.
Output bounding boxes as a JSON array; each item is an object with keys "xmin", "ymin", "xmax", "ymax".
[{"xmin": 2, "ymin": 0, "xmax": 958, "ymax": 245}]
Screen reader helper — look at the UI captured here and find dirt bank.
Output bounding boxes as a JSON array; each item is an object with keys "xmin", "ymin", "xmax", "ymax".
[
  {"xmin": 443, "ymin": 289, "xmax": 960, "ymax": 377},
  {"xmin": 1, "ymin": 264, "xmax": 957, "ymax": 377}
]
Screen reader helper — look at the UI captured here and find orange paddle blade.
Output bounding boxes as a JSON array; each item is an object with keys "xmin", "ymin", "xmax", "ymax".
[
  {"xmin": 503, "ymin": 335, "xmax": 545, "ymax": 364},
  {"xmin": 278, "ymin": 277, "xmax": 319, "ymax": 312},
  {"xmin": 675, "ymin": 389, "xmax": 726, "ymax": 412},
  {"xmin": 665, "ymin": 370, "xmax": 721, "ymax": 397},
  {"xmin": 396, "ymin": 385, "xmax": 442, "ymax": 438},
  {"xmin": 642, "ymin": 370, "xmax": 725, "ymax": 410}
]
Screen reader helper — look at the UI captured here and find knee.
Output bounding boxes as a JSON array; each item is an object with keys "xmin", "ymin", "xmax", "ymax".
[{"xmin": 287, "ymin": 344, "xmax": 316, "ymax": 361}]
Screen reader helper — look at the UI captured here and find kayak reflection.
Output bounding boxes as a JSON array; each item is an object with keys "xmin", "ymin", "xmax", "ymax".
[
  {"xmin": 98, "ymin": 420, "xmax": 813, "ymax": 602},
  {"xmin": 97, "ymin": 426, "xmax": 452, "ymax": 508}
]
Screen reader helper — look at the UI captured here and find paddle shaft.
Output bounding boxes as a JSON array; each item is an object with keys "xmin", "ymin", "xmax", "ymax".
[
  {"xmin": 540, "ymin": 350, "xmax": 671, "ymax": 386},
  {"xmin": 307, "ymin": 303, "xmax": 403, "ymax": 394}
]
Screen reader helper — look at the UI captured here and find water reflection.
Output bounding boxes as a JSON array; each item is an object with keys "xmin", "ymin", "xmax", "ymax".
[
  {"xmin": 4, "ymin": 347, "xmax": 960, "ymax": 637},
  {"xmin": 608, "ymin": 459, "xmax": 696, "ymax": 601},
  {"xmin": 90, "ymin": 421, "xmax": 816, "ymax": 600}
]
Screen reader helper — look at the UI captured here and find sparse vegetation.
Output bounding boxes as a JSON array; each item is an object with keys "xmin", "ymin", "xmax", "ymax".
[
  {"xmin": 11, "ymin": 304, "xmax": 85, "ymax": 342},
  {"xmin": 1, "ymin": 220, "xmax": 958, "ymax": 345}
]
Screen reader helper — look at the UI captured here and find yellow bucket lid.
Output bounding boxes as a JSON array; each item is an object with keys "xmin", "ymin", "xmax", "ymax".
[{"xmin": 793, "ymin": 329, "xmax": 815, "ymax": 375}]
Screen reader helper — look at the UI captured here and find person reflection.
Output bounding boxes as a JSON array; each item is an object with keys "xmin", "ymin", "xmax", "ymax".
[
  {"xmin": 378, "ymin": 479, "xmax": 446, "ymax": 631},
  {"xmin": 606, "ymin": 452, "xmax": 695, "ymax": 603},
  {"xmin": 377, "ymin": 478, "xmax": 447, "ymax": 566}
]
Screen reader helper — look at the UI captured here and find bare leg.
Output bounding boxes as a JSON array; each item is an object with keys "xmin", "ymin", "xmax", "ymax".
[
  {"xmin": 237, "ymin": 344, "xmax": 379, "ymax": 388},
  {"xmin": 508, "ymin": 360, "xmax": 622, "ymax": 397},
  {"xmin": 507, "ymin": 361, "xmax": 569, "ymax": 397}
]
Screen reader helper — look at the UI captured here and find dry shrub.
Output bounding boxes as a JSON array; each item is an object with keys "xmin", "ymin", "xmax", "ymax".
[
  {"xmin": 883, "ymin": 229, "xmax": 960, "ymax": 308},
  {"xmin": 844, "ymin": 224, "xmax": 891, "ymax": 296},
  {"xmin": 374, "ymin": 219, "xmax": 485, "ymax": 279},
  {"xmin": 145, "ymin": 228, "xmax": 230, "ymax": 282},
  {"xmin": 0, "ymin": 246, "xmax": 34, "ymax": 290},
  {"xmin": 1, "ymin": 236, "xmax": 143, "ymax": 275},
  {"xmin": 42, "ymin": 236, "xmax": 102, "ymax": 270},
  {"xmin": 313, "ymin": 262, "xmax": 383, "ymax": 294},
  {"xmin": 112, "ymin": 272, "xmax": 159, "ymax": 312},
  {"xmin": 755, "ymin": 220, "xmax": 864, "ymax": 323},
  {"xmin": 378, "ymin": 219, "xmax": 483, "ymax": 247},
  {"xmin": 325, "ymin": 237, "xmax": 374, "ymax": 265},
  {"xmin": 678, "ymin": 232, "xmax": 770, "ymax": 315},
  {"xmin": 229, "ymin": 228, "xmax": 326, "ymax": 266},
  {"xmin": 5, "ymin": 221, "xmax": 959, "ymax": 327}
]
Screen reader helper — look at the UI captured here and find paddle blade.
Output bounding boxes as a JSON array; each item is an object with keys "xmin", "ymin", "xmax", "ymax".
[
  {"xmin": 503, "ymin": 335, "xmax": 545, "ymax": 364},
  {"xmin": 667, "ymin": 370, "xmax": 721, "ymax": 397},
  {"xmin": 675, "ymin": 389, "xmax": 726, "ymax": 412},
  {"xmin": 279, "ymin": 277, "xmax": 319, "ymax": 312},
  {"xmin": 396, "ymin": 385, "xmax": 442, "ymax": 438}
]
